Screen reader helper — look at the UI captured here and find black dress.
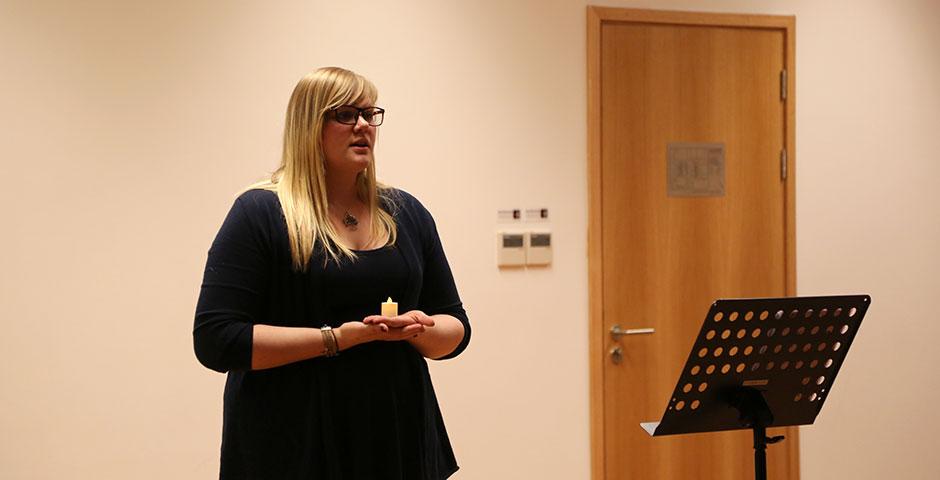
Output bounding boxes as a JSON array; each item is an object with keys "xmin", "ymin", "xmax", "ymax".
[{"xmin": 193, "ymin": 188, "xmax": 471, "ymax": 480}]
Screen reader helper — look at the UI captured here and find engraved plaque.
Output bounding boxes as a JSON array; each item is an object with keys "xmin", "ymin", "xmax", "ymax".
[{"xmin": 667, "ymin": 143, "xmax": 725, "ymax": 197}]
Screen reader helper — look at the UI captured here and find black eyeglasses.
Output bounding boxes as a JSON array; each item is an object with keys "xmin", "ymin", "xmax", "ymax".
[{"xmin": 328, "ymin": 105, "xmax": 385, "ymax": 126}]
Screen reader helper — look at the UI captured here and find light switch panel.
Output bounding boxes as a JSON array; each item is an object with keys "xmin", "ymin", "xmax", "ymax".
[
  {"xmin": 526, "ymin": 231, "xmax": 552, "ymax": 266},
  {"xmin": 497, "ymin": 232, "xmax": 526, "ymax": 267}
]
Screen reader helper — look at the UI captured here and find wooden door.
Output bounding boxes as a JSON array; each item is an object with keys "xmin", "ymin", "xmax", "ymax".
[{"xmin": 588, "ymin": 8, "xmax": 797, "ymax": 480}]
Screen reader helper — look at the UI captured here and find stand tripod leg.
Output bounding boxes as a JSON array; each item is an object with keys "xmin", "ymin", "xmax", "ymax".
[{"xmin": 753, "ymin": 426, "xmax": 768, "ymax": 480}]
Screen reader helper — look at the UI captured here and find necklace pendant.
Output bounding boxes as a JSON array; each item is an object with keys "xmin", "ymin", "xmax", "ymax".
[{"xmin": 342, "ymin": 211, "xmax": 359, "ymax": 229}]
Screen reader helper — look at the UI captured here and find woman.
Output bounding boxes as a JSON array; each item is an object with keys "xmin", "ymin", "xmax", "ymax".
[{"xmin": 193, "ymin": 67, "xmax": 470, "ymax": 480}]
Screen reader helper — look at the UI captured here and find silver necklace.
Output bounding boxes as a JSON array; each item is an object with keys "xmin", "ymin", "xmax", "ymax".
[
  {"xmin": 331, "ymin": 202, "xmax": 360, "ymax": 230},
  {"xmin": 341, "ymin": 210, "xmax": 359, "ymax": 230}
]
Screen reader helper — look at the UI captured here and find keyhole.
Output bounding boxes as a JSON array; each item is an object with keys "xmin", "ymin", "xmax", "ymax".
[{"xmin": 610, "ymin": 346, "xmax": 623, "ymax": 364}]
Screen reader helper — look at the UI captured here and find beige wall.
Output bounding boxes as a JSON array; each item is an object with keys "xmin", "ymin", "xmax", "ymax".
[{"xmin": 1, "ymin": 0, "xmax": 938, "ymax": 478}]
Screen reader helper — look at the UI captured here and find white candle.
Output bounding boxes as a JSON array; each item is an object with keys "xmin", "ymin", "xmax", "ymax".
[{"xmin": 381, "ymin": 297, "xmax": 398, "ymax": 317}]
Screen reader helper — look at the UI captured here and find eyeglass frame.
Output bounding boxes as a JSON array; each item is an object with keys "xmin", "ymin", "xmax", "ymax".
[{"xmin": 327, "ymin": 105, "xmax": 386, "ymax": 126}]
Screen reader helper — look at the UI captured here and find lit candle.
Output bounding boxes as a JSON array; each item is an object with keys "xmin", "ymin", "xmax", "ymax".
[{"xmin": 381, "ymin": 297, "xmax": 398, "ymax": 317}]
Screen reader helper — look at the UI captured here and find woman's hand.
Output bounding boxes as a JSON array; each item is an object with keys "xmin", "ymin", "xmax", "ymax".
[
  {"xmin": 335, "ymin": 311, "xmax": 434, "ymax": 350},
  {"xmin": 362, "ymin": 310, "xmax": 434, "ymax": 334},
  {"xmin": 366, "ymin": 310, "xmax": 464, "ymax": 359}
]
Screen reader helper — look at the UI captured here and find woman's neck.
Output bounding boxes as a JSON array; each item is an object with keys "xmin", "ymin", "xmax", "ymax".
[{"xmin": 325, "ymin": 174, "xmax": 362, "ymax": 209}]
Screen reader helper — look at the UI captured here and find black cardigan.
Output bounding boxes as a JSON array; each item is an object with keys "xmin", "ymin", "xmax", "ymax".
[{"xmin": 194, "ymin": 188, "xmax": 470, "ymax": 480}]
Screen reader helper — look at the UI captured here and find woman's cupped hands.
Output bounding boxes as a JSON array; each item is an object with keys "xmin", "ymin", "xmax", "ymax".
[
  {"xmin": 338, "ymin": 311, "xmax": 435, "ymax": 346},
  {"xmin": 363, "ymin": 310, "xmax": 435, "ymax": 340}
]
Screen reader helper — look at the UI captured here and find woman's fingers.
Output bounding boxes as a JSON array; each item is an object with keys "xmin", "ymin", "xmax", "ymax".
[
  {"xmin": 360, "ymin": 311, "xmax": 433, "ymax": 341},
  {"xmin": 382, "ymin": 318, "xmax": 417, "ymax": 328},
  {"xmin": 342, "ymin": 322, "xmax": 424, "ymax": 343},
  {"xmin": 410, "ymin": 312, "xmax": 435, "ymax": 327},
  {"xmin": 364, "ymin": 313, "xmax": 431, "ymax": 328},
  {"xmin": 401, "ymin": 323, "xmax": 425, "ymax": 335},
  {"xmin": 363, "ymin": 315, "xmax": 408, "ymax": 325},
  {"xmin": 375, "ymin": 324, "xmax": 425, "ymax": 341}
]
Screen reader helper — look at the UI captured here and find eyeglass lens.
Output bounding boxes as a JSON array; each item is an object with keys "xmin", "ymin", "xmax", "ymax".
[{"xmin": 333, "ymin": 106, "xmax": 384, "ymax": 126}]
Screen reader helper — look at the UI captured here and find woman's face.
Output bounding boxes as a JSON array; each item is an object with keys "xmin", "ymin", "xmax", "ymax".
[{"xmin": 321, "ymin": 100, "xmax": 378, "ymax": 177}]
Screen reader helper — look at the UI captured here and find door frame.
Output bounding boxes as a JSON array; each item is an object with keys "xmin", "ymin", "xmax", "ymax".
[{"xmin": 586, "ymin": 7, "xmax": 797, "ymax": 480}]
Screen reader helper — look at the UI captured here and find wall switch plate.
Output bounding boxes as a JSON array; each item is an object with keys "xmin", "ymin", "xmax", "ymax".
[
  {"xmin": 497, "ymin": 232, "xmax": 526, "ymax": 267},
  {"xmin": 526, "ymin": 231, "xmax": 552, "ymax": 266}
]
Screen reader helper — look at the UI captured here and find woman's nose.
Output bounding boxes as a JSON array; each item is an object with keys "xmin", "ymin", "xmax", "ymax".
[{"xmin": 353, "ymin": 114, "xmax": 370, "ymax": 130}]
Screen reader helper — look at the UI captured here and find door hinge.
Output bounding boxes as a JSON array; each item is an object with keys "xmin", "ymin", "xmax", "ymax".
[
  {"xmin": 780, "ymin": 148, "xmax": 788, "ymax": 180},
  {"xmin": 780, "ymin": 70, "xmax": 788, "ymax": 101}
]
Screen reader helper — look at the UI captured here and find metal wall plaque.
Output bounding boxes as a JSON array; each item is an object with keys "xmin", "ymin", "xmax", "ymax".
[{"xmin": 667, "ymin": 142, "xmax": 725, "ymax": 197}]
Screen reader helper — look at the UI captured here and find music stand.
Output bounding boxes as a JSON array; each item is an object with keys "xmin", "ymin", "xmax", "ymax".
[{"xmin": 640, "ymin": 295, "xmax": 870, "ymax": 480}]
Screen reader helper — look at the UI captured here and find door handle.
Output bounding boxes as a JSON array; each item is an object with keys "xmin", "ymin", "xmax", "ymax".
[{"xmin": 610, "ymin": 324, "xmax": 655, "ymax": 340}]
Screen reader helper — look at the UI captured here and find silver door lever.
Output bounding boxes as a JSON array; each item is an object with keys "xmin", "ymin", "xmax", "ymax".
[{"xmin": 610, "ymin": 324, "xmax": 655, "ymax": 339}]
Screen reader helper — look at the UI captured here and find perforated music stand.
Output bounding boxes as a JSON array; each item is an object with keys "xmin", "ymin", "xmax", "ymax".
[{"xmin": 640, "ymin": 295, "xmax": 870, "ymax": 480}]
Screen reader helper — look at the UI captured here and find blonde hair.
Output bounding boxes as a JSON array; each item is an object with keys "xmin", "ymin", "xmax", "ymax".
[{"xmin": 247, "ymin": 67, "xmax": 397, "ymax": 271}]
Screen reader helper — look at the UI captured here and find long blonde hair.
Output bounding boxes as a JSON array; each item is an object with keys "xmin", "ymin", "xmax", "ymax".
[{"xmin": 247, "ymin": 67, "xmax": 397, "ymax": 271}]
